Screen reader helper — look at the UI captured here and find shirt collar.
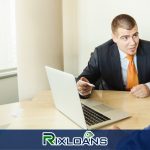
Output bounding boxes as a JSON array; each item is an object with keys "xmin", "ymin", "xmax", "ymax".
[
  {"xmin": 118, "ymin": 49, "xmax": 127, "ymax": 60},
  {"xmin": 118, "ymin": 49, "xmax": 137, "ymax": 62}
]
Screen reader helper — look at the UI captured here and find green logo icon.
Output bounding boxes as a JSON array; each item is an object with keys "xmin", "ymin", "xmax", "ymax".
[
  {"xmin": 42, "ymin": 132, "xmax": 56, "ymax": 146},
  {"xmin": 83, "ymin": 131, "xmax": 95, "ymax": 139}
]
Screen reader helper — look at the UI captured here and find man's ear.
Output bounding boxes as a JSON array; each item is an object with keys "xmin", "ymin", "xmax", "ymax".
[{"xmin": 112, "ymin": 33, "xmax": 117, "ymax": 43}]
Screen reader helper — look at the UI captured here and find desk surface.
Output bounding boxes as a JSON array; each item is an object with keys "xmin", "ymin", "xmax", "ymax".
[{"xmin": 1, "ymin": 90, "xmax": 150, "ymax": 129}]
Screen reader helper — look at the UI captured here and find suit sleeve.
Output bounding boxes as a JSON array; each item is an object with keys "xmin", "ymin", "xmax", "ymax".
[{"xmin": 77, "ymin": 48, "xmax": 101, "ymax": 84}]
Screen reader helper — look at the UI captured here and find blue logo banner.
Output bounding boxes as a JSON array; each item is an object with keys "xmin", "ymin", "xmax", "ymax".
[{"xmin": 0, "ymin": 130, "xmax": 150, "ymax": 149}]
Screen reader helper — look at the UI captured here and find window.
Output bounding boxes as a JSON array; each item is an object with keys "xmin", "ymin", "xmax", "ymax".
[{"xmin": 0, "ymin": 0, "xmax": 16, "ymax": 71}]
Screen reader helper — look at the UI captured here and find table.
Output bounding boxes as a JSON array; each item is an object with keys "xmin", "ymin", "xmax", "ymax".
[{"xmin": 1, "ymin": 90, "xmax": 150, "ymax": 129}]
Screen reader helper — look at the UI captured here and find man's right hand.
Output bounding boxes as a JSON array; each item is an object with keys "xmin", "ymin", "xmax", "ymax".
[{"xmin": 77, "ymin": 77, "xmax": 95, "ymax": 96}]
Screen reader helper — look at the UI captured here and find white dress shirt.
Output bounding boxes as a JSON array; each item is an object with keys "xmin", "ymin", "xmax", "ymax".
[{"xmin": 118, "ymin": 49, "xmax": 150, "ymax": 89}]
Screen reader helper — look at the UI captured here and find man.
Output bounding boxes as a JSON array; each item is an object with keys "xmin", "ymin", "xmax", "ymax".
[{"xmin": 77, "ymin": 14, "xmax": 150, "ymax": 98}]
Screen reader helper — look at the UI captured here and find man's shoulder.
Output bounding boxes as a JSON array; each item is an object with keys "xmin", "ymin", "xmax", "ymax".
[
  {"xmin": 140, "ymin": 39, "xmax": 150, "ymax": 47},
  {"xmin": 139, "ymin": 39, "xmax": 150, "ymax": 53},
  {"xmin": 96, "ymin": 39, "xmax": 115, "ymax": 50}
]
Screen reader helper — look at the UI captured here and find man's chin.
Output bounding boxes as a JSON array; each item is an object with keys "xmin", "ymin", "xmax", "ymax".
[{"xmin": 128, "ymin": 50, "xmax": 137, "ymax": 55}]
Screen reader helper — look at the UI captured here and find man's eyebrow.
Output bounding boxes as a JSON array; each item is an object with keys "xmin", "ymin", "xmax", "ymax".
[
  {"xmin": 120, "ymin": 35, "xmax": 129, "ymax": 38},
  {"xmin": 133, "ymin": 32, "xmax": 139, "ymax": 35},
  {"xmin": 120, "ymin": 32, "xmax": 139, "ymax": 38}
]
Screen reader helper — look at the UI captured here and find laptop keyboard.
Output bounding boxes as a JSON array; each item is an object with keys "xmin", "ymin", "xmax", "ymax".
[{"xmin": 82, "ymin": 104, "xmax": 111, "ymax": 126}]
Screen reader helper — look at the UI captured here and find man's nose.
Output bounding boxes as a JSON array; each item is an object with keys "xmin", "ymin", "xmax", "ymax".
[{"xmin": 129, "ymin": 37, "xmax": 136, "ymax": 45}]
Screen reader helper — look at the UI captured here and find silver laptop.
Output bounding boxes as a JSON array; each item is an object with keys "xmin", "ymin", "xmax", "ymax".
[{"xmin": 45, "ymin": 66, "xmax": 130, "ymax": 129}]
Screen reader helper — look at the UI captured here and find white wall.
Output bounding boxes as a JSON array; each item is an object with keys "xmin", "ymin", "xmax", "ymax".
[
  {"xmin": 63, "ymin": 0, "xmax": 150, "ymax": 74},
  {"xmin": 16, "ymin": 0, "xmax": 63, "ymax": 100}
]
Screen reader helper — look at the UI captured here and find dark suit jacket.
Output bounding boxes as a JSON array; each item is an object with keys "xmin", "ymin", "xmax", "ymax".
[{"xmin": 77, "ymin": 39, "xmax": 150, "ymax": 91}]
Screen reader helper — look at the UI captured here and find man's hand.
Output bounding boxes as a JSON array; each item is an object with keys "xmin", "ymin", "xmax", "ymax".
[
  {"xmin": 77, "ymin": 77, "xmax": 95, "ymax": 96},
  {"xmin": 130, "ymin": 84, "xmax": 150, "ymax": 98}
]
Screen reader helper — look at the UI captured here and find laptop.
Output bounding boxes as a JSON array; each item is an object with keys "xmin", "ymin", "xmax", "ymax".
[{"xmin": 45, "ymin": 66, "xmax": 130, "ymax": 129}]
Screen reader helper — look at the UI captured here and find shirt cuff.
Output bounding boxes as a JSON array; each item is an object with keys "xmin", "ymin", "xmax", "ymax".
[
  {"xmin": 78, "ymin": 91, "xmax": 92, "ymax": 99},
  {"xmin": 78, "ymin": 91, "xmax": 91, "ymax": 96},
  {"xmin": 145, "ymin": 82, "xmax": 150, "ymax": 90}
]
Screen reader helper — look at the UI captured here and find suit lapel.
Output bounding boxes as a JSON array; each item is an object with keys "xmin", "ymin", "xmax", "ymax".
[
  {"xmin": 109, "ymin": 44, "xmax": 125, "ymax": 90},
  {"xmin": 137, "ymin": 43, "xmax": 146, "ymax": 83}
]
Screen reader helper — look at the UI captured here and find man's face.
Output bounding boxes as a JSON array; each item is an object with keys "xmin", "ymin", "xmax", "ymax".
[{"xmin": 112, "ymin": 26, "xmax": 139, "ymax": 55}]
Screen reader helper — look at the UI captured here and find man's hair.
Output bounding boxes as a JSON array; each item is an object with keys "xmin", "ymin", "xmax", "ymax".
[{"xmin": 111, "ymin": 14, "xmax": 137, "ymax": 33}]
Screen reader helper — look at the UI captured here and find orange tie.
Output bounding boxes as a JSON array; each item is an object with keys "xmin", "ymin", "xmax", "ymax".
[{"xmin": 126, "ymin": 55, "xmax": 139, "ymax": 90}]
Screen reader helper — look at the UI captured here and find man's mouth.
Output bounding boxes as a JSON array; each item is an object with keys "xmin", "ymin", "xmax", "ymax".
[{"xmin": 129, "ymin": 47, "xmax": 136, "ymax": 50}]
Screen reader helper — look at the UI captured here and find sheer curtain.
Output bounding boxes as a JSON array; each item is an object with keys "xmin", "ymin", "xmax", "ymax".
[{"xmin": 0, "ymin": 0, "xmax": 16, "ymax": 71}]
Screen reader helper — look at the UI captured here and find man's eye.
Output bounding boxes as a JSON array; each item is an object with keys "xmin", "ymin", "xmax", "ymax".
[
  {"xmin": 133, "ymin": 34, "xmax": 138, "ymax": 37},
  {"xmin": 121, "ymin": 36, "xmax": 128, "ymax": 40}
]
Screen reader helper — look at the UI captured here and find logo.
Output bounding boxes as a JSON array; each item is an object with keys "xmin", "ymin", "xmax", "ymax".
[
  {"xmin": 42, "ymin": 132, "xmax": 55, "ymax": 145},
  {"xmin": 42, "ymin": 131, "xmax": 108, "ymax": 146}
]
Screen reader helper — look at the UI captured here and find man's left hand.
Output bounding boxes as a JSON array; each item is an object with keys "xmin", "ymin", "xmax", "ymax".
[{"xmin": 130, "ymin": 84, "xmax": 150, "ymax": 98}]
